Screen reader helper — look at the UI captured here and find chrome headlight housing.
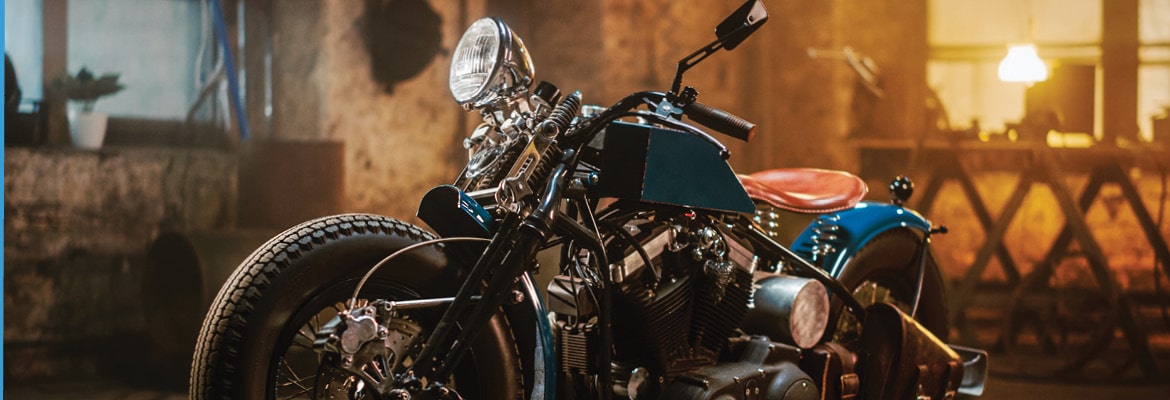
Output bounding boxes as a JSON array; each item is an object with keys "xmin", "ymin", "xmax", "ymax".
[{"xmin": 449, "ymin": 17, "xmax": 535, "ymax": 107}]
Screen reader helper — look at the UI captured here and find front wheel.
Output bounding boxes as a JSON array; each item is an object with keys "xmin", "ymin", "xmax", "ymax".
[{"xmin": 189, "ymin": 214, "xmax": 524, "ymax": 399}]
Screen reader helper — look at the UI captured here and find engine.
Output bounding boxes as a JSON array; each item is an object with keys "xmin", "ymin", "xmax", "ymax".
[
  {"xmin": 610, "ymin": 217, "xmax": 755, "ymax": 374},
  {"xmin": 548, "ymin": 213, "xmax": 761, "ymax": 393}
]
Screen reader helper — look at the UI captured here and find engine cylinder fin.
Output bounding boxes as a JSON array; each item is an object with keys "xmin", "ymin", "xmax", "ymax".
[
  {"xmin": 690, "ymin": 267, "xmax": 753, "ymax": 358},
  {"xmin": 558, "ymin": 322, "xmax": 597, "ymax": 374},
  {"xmin": 612, "ymin": 275, "xmax": 695, "ymax": 376}
]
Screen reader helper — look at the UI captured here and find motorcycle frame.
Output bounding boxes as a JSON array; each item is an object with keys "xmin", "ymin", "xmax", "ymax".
[{"xmin": 403, "ymin": 90, "xmax": 942, "ymax": 399}]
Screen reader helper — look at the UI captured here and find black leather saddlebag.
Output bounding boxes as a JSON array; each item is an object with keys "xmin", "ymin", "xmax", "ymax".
[{"xmin": 858, "ymin": 303, "xmax": 963, "ymax": 400}]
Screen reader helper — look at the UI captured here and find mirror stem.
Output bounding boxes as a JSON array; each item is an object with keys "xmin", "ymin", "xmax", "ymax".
[{"xmin": 670, "ymin": 38, "xmax": 725, "ymax": 96}]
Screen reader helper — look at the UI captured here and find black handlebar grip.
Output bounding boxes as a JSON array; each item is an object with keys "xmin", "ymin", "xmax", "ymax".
[{"xmin": 683, "ymin": 102, "xmax": 756, "ymax": 142}]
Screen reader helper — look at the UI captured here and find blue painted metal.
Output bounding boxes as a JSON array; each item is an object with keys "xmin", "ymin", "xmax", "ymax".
[
  {"xmin": 599, "ymin": 122, "xmax": 755, "ymax": 214},
  {"xmin": 791, "ymin": 201, "xmax": 932, "ymax": 277},
  {"xmin": 518, "ymin": 271, "xmax": 556, "ymax": 400},
  {"xmin": 211, "ymin": 0, "xmax": 251, "ymax": 140}
]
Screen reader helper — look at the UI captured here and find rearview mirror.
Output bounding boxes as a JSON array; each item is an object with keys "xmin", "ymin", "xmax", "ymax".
[
  {"xmin": 715, "ymin": 0, "xmax": 769, "ymax": 50},
  {"xmin": 669, "ymin": 0, "xmax": 769, "ymax": 96}
]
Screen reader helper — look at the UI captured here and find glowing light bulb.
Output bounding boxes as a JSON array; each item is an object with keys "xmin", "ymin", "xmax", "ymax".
[{"xmin": 998, "ymin": 44, "xmax": 1048, "ymax": 83}]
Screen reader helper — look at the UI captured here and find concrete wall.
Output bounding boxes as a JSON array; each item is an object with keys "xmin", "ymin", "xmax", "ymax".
[
  {"xmin": 318, "ymin": 0, "xmax": 471, "ymax": 220},
  {"xmin": 281, "ymin": 0, "xmax": 928, "ymax": 219},
  {"xmin": 3, "ymin": 147, "xmax": 236, "ymax": 381}
]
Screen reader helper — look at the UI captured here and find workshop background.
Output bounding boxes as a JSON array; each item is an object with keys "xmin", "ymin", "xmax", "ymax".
[{"xmin": 4, "ymin": 0, "xmax": 1170, "ymax": 398}]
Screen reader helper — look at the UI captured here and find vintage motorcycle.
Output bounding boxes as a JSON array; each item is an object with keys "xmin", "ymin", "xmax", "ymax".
[{"xmin": 190, "ymin": 2, "xmax": 987, "ymax": 399}]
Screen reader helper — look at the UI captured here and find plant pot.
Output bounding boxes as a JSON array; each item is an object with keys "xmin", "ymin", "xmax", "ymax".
[{"xmin": 67, "ymin": 109, "xmax": 108, "ymax": 149}]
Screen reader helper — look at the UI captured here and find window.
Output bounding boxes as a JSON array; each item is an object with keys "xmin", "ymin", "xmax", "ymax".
[
  {"xmin": 5, "ymin": 0, "xmax": 44, "ymax": 107},
  {"xmin": 928, "ymin": 0, "xmax": 1170, "ymax": 141},
  {"xmin": 1139, "ymin": 0, "xmax": 1170, "ymax": 140},
  {"xmin": 67, "ymin": 0, "xmax": 205, "ymax": 119},
  {"xmin": 6, "ymin": 0, "xmax": 220, "ymax": 122}
]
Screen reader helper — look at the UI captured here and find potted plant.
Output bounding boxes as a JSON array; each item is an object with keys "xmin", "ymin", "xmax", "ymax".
[{"xmin": 48, "ymin": 66, "xmax": 124, "ymax": 149}]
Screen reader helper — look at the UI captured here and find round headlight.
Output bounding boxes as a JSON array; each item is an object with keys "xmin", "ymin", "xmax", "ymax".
[
  {"xmin": 449, "ymin": 18, "xmax": 534, "ymax": 106},
  {"xmin": 450, "ymin": 18, "xmax": 501, "ymax": 104}
]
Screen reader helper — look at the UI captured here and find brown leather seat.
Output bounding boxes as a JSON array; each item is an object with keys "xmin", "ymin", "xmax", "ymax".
[{"xmin": 739, "ymin": 168, "xmax": 868, "ymax": 214}]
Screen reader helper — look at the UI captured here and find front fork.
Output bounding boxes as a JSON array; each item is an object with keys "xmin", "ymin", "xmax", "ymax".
[
  {"xmin": 405, "ymin": 163, "xmax": 575, "ymax": 398},
  {"xmin": 312, "ymin": 213, "xmax": 547, "ymax": 399},
  {"xmin": 407, "ymin": 214, "xmax": 548, "ymax": 387}
]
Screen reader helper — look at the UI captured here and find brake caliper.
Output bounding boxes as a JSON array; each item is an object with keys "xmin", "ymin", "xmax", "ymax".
[{"xmin": 314, "ymin": 300, "xmax": 423, "ymax": 397}]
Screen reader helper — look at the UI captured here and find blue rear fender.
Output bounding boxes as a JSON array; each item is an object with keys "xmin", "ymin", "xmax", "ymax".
[{"xmin": 790, "ymin": 202, "xmax": 932, "ymax": 277}]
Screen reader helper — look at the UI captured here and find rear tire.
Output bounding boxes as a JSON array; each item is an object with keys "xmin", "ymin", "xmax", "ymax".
[
  {"xmin": 189, "ymin": 214, "xmax": 524, "ymax": 399},
  {"xmin": 829, "ymin": 228, "xmax": 949, "ymax": 345}
]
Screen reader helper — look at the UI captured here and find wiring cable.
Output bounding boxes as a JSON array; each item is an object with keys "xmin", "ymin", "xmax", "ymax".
[
  {"xmin": 187, "ymin": 0, "xmax": 228, "ymax": 129},
  {"xmin": 194, "ymin": 0, "xmax": 210, "ymax": 91}
]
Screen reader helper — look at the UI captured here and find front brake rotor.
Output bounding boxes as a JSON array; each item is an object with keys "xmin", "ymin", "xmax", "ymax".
[{"xmin": 314, "ymin": 302, "xmax": 424, "ymax": 399}]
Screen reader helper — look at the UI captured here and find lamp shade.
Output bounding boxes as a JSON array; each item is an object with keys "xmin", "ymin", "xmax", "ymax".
[{"xmin": 998, "ymin": 44, "xmax": 1048, "ymax": 83}]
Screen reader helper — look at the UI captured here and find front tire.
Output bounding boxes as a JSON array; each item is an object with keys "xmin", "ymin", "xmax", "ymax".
[{"xmin": 189, "ymin": 214, "xmax": 524, "ymax": 399}]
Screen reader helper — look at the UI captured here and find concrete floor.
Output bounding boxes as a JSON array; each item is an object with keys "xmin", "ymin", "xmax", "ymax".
[
  {"xmin": 3, "ymin": 375, "xmax": 1168, "ymax": 400},
  {"xmin": 980, "ymin": 376, "xmax": 1170, "ymax": 400},
  {"xmin": 4, "ymin": 380, "xmax": 186, "ymax": 400}
]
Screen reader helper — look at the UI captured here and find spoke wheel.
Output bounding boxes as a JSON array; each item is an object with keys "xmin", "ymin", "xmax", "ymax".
[
  {"xmin": 272, "ymin": 286, "xmax": 426, "ymax": 400},
  {"xmin": 190, "ymin": 214, "xmax": 525, "ymax": 400}
]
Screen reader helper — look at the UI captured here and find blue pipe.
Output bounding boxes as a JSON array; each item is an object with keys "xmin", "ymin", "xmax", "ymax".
[{"xmin": 210, "ymin": 0, "xmax": 251, "ymax": 140}]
